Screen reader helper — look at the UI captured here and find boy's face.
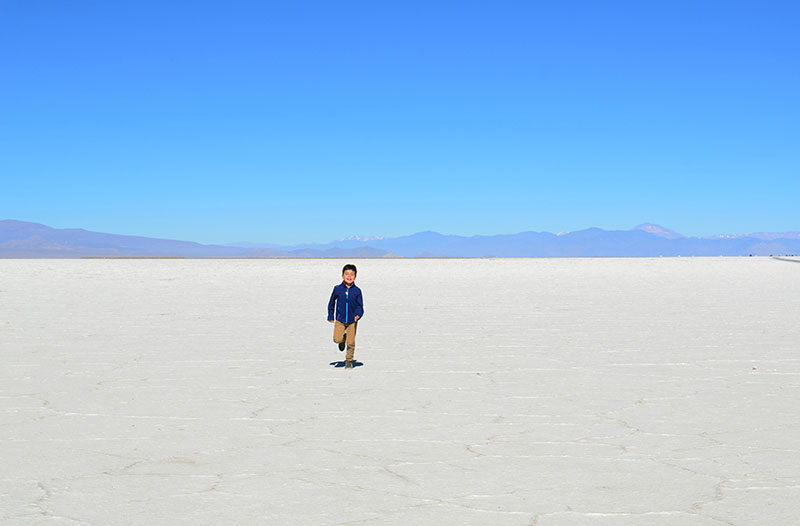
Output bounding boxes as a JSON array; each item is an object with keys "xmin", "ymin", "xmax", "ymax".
[{"xmin": 342, "ymin": 270, "xmax": 356, "ymax": 285}]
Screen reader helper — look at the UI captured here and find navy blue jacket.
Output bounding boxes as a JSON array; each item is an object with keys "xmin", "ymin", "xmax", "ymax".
[{"xmin": 327, "ymin": 282, "xmax": 364, "ymax": 323}]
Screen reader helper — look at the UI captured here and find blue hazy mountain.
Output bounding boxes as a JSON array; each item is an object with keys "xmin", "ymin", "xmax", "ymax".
[
  {"xmin": 0, "ymin": 219, "xmax": 245, "ymax": 257},
  {"xmin": 232, "ymin": 223, "xmax": 800, "ymax": 257},
  {"xmin": 0, "ymin": 220, "xmax": 395, "ymax": 258},
  {"xmin": 1, "ymin": 219, "xmax": 799, "ymax": 257}
]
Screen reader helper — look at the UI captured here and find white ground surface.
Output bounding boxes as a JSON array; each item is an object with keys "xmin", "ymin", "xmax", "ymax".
[{"xmin": 1, "ymin": 257, "xmax": 799, "ymax": 525}]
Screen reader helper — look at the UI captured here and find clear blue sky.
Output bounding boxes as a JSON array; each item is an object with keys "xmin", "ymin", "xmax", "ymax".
[{"xmin": 1, "ymin": 1, "xmax": 798, "ymax": 244}]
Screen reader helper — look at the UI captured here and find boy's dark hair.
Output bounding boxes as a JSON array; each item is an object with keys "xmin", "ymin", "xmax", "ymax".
[{"xmin": 342, "ymin": 264, "xmax": 357, "ymax": 275}]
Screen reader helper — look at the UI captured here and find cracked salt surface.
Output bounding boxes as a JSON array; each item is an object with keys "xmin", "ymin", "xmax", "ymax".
[{"xmin": 1, "ymin": 257, "xmax": 798, "ymax": 525}]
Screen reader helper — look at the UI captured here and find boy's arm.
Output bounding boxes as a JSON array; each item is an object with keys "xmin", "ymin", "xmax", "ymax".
[
  {"xmin": 327, "ymin": 288, "xmax": 337, "ymax": 321},
  {"xmin": 354, "ymin": 290, "xmax": 364, "ymax": 320}
]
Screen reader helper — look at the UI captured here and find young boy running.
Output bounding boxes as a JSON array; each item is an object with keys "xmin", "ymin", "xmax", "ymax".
[{"xmin": 327, "ymin": 264, "xmax": 364, "ymax": 369}]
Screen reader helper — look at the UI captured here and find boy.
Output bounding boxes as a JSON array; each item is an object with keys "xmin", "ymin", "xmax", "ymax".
[{"xmin": 327, "ymin": 264, "xmax": 364, "ymax": 369}]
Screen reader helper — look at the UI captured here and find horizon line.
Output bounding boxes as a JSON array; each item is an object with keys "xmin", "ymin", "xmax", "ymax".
[{"xmin": 3, "ymin": 218, "xmax": 800, "ymax": 247}]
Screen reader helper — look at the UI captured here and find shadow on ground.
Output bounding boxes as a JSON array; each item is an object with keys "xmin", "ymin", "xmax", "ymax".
[{"xmin": 329, "ymin": 360, "xmax": 364, "ymax": 368}]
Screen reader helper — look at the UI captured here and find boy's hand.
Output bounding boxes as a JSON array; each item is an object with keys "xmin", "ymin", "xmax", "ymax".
[
  {"xmin": 354, "ymin": 315, "xmax": 360, "ymax": 321},
  {"xmin": 328, "ymin": 319, "xmax": 334, "ymax": 323}
]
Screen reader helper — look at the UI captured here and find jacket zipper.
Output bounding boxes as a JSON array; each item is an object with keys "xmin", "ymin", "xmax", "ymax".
[{"xmin": 345, "ymin": 289, "xmax": 349, "ymax": 323}]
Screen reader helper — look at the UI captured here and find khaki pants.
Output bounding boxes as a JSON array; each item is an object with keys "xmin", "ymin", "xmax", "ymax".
[{"xmin": 333, "ymin": 320, "xmax": 357, "ymax": 361}]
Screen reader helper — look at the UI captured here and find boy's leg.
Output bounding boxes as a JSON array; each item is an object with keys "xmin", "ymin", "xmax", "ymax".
[
  {"xmin": 333, "ymin": 321, "xmax": 346, "ymax": 344},
  {"xmin": 345, "ymin": 321, "xmax": 357, "ymax": 361}
]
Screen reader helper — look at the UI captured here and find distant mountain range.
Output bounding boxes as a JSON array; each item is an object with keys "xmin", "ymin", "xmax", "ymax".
[{"xmin": 1, "ymin": 219, "xmax": 799, "ymax": 258}]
